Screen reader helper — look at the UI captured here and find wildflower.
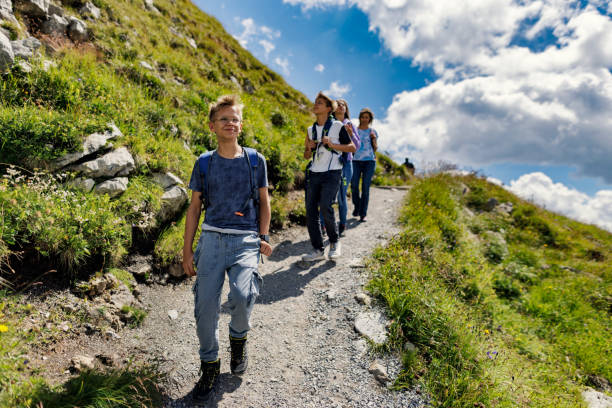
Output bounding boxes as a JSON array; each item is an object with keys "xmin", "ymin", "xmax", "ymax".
[
  {"xmin": 487, "ymin": 351, "xmax": 498, "ymax": 359},
  {"xmin": 0, "ymin": 324, "xmax": 8, "ymax": 333},
  {"xmin": 484, "ymin": 329, "xmax": 490, "ymax": 335}
]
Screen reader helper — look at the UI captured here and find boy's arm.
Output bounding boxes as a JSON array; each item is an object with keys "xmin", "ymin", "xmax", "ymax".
[
  {"xmin": 304, "ymin": 130, "xmax": 315, "ymax": 159},
  {"xmin": 326, "ymin": 126, "xmax": 356, "ymax": 153},
  {"xmin": 258, "ymin": 186, "xmax": 273, "ymax": 256},
  {"xmin": 182, "ymin": 191, "xmax": 202, "ymax": 277}
]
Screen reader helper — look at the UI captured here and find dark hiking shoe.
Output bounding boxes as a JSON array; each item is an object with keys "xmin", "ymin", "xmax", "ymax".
[
  {"xmin": 359, "ymin": 216, "xmax": 367, "ymax": 222},
  {"xmin": 192, "ymin": 359, "xmax": 220, "ymax": 403},
  {"xmin": 338, "ymin": 223, "xmax": 346, "ymax": 237},
  {"xmin": 352, "ymin": 209, "xmax": 359, "ymax": 217},
  {"xmin": 230, "ymin": 336, "xmax": 248, "ymax": 375}
]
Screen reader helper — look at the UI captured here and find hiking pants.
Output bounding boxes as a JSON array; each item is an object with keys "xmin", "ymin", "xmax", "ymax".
[
  {"xmin": 193, "ymin": 230, "xmax": 262, "ymax": 362},
  {"xmin": 318, "ymin": 160, "xmax": 353, "ymax": 228},
  {"xmin": 306, "ymin": 169, "xmax": 341, "ymax": 250},
  {"xmin": 351, "ymin": 160, "xmax": 376, "ymax": 218}
]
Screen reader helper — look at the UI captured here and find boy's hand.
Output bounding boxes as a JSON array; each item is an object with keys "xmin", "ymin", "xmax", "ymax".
[
  {"xmin": 182, "ymin": 249, "xmax": 196, "ymax": 277},
  {"xmin": 306, "ymin": 139, "xmax": 316, "ymax": 149},
  {"xmin": 260, "ymin": 241, "xmax": 273, "ymax": 256},
  {"xmin": 322, "ymin": 136, "xmax": 330, "ymax": 146},
  {"xmin": 344, "ymin": 123, "xmax": 353, "ymax": 136}
]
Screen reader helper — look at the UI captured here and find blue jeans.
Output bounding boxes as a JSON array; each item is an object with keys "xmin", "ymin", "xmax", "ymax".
[
  {"xmin": 193, "ymin": 231, "xmax": 262, "ymax": 362},
  {"xmin": 319, "ymin": 161, "xmax": 353, "ymax": 227},
  {"xmin": 306, "ymin": 170, "xmax": 341, "ymax": 250},
  {"xmin": 351, "ymin": 160, "xmax": 376, "ymax": 218}
]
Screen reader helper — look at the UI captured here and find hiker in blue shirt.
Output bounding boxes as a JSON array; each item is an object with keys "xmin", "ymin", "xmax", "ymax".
[
  {"xmin": 182, "ymin": 94, "xmax": 272, "ymax": 403},
  {"xmin": 351, "ymin": 107, "xmax": 378, "ymax": 222},
  {"xmin": 303, "ymin": 92, "xmax": 356, "ymax": 261}
]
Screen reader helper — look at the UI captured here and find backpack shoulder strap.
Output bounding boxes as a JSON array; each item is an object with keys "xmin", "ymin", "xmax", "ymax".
[{"xmin": 198, "ymin": 150, "xmax": 215, "ymax": 208}]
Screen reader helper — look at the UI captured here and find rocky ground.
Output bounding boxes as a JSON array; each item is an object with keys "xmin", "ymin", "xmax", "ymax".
[{"xmin": 23, "ymin": 187, "xmax": 430, "ymax": 407}]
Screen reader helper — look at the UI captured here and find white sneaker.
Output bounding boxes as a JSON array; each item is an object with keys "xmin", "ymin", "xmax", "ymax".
[
  {"xmin": 302, "ymin": 249, "xmax": 325, "ymax": 261},
  {"xmin": 328, "ymin": 242, "xmax": 341, "ymax": 259}
]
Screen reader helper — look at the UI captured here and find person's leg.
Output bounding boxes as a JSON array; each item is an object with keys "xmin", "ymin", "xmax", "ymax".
[
  {"xmin": 320, "ymin": 170, "xmax": 341, "ymax": 244},
  {"xmin": 226, "ymin": 233, "xmax": 261, "ymax": 338},
  {"xmin": 351, "ymin": 161, "xmax": 363, "ymax": 216},
  {"xmin": 305, "ymin": 172, "xmax": 324, "ymax": 251},
  {"xmin": 194, "ymin": 231, "xmax": 227, "ymax": 362},
  {"xmin": 359, "ymin": 160, "xmax": 377, "ymax": 218},
  {"xmin": 338, "ymin": 161, "xmax": 352, "ymax": 228}
]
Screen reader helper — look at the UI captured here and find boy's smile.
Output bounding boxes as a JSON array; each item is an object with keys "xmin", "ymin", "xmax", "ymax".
[{"xmin": 209, "ymin": 106, "xmax": 243, "ymax": 140}]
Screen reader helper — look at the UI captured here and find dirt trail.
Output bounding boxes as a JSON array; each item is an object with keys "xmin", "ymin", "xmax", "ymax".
[{"xmin": 30, "ymin": 187, "xmax": 428, "ymax": 407}]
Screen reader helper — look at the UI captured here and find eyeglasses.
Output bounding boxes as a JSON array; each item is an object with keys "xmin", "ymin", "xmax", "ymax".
[{"xmin": 214, "ymin": 118, "xmax": 242, "ymax": 125}]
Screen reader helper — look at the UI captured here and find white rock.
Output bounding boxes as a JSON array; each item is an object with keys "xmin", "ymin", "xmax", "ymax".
[
  {"xmin": 368, "ymin": 361, "xmax": 390, "ymax": 384},
  {"xmin": 168, "ymin": 263, "xmax": 184, "ymax": 278},
  {"xmin": 143, "ymin": 0, "xmax": 159, "ymax": 12},
  {"xmin": 68, "ymin": 16, "xmax": 88, "ymax": 42},
  {"xmin": 355, "ymin": 293, "xmax": 371, "ymax": 306},
  {"xmin": 74, "ymin": 147, "xmax": 135, "ymax": 178},
  {"xmin": 0, "ymin": 31, "xmax": 14, "ymax": 71},
  {"xmin": 52, "ymin": 124, "xmax": 120, "ymax": 170},
  {"xmin": 109, "ymin": 284, "xmax": 136, "ymax": 309},
  {"xmin": 0, "ymin": 0, "xmax": 14, "ymax": 21},
  {"xmin": 325, "ymin": 290, "xmax": 338, "ymax": 301},
  {"xmin": 15, "ymin": 60, "xmax": 31, "ymax": 72},
  {"xmin": 68, "ymin": 177, "xmax": 95, "ymax": 193},
  {"xmin": 94, "ymin": 177, "xmax": 128, "ymax": 197},
  {"xmin": 42, "ymin": 59, "xmax": 56, "ymax": 71},
  {"xmin": 354, "ymin": 311, "xmax": 388, "ymax": 344},
  {"xmin": 159, "ymin": 185, "xmax": 187, "ymax": 221},
  {"xmin": 583, "ymin": 388, "xmax": 612, "ymax": 408},
  {"xmin": 139, "ymin": 60, "xmax": 153, "ymax": 70},
  {"xmin": 13, "ymin": 0, "xmax": 49, "ymax": 17},
  {"xmin": 186, "ymin": 37, "xmax": 197, "ymax": 49},
  {"xmin": 168, "ymin": 309, "xmax": 178, "ymax": 320},
  {"xmin": 71, "ymin": 355, "xmax": 95, "ymax": 372},
  {"xmin": 152, "ymin": 172, "xmax": 183, "ymax": 189},
  {"xmin": 10, "ymin": 37, "xmax": 42, "ymax": 60},
  {"xmin": 41, "ymin": 14, "xmax": 68, "ymax": 36},
  {"xmin": 79, "ymin": 1, "xmax": 100, "ymax": 19}
]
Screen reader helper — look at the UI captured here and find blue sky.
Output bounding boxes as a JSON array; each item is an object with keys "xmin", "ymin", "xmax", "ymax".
[{"xmin": 195, "ymin": 0, "xmax": 612, "ymax": 232}]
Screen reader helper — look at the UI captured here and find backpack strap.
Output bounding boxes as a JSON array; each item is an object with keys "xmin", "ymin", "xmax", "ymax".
[
  {"xmin": 198, "ymin": 150, "xmax": 215, "ymax": 209},
  {"xmin": 238, "ymin": 147, "xmax": 261, "ymax": 232}
]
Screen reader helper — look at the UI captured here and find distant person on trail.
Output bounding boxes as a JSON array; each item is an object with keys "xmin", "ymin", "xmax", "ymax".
[
  {"xmin": 403, "ymin": 157, "xmax": 415, "ymax": 175},
  {"xmin": 303, "ymin": 92, "xmax": 356, "ymax": 261},
  {"xmin": 351, "ymin": 107, "xmax": 378, "ymax": 222},
  {"xmin": 182, "ymin": 94, "xmax": 273, "ymax": 403},
  {"xmin": 318, "ymin": 99, "xmax": 360, "ymax": 237}
]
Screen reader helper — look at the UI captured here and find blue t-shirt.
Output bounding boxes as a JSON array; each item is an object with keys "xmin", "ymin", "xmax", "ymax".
[
  {"xmin": 353, "ymin": 128, "xmax": 378, "ymax": 161},
  {"xmin": 188, "ymin": 150, "xmax": 268, "ymax": 232}
]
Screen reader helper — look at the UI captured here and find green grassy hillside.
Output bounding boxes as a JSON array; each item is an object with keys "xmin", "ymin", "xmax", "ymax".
[
  {"xmin": 369, "ymin": 173, "xmax": 611, "ymax": 407},
  {"xmin": 0, "ymin": 0, "xmax": 409, "ymax": 282}
]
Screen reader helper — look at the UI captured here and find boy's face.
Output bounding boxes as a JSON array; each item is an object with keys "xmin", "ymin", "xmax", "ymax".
[
  {"xmin": 313, "ymin": 97, "xmax": 331, "ymax": 116},
  {"xmin": 209, "ymin": 105, "xmax": 243, "ymax": 141}
]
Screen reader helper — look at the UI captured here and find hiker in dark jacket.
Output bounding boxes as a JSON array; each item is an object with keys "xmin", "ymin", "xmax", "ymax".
[
  {"xmin": 182, "ymin": 94, "xmax": 272, "ymax": 403},
  {"xmin": 303, "ymin": 92, "xmax": 356, "ymax": 261}
]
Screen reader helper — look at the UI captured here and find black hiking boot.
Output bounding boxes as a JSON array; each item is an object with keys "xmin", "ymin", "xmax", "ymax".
[
  {"xmin": 338, "ymin": 223, "xmax": 346, "ymax": 237},
  {"xmin": 230, "ymin": 335, "xmax": 248, "ymax": 375},
  {"xmin": 192, "ymin": 359, "xmax": 220, "ymax": 403}
]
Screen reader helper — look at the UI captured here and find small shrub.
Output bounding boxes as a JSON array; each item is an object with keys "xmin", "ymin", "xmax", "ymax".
[
  {"xmin": 120, "ymin": 305, "xmax": 147, "ymax": 327},
  {"xmin": 483, "ymin": 232, "xmax": 508, "ymax": 264},
  {"xmin": 493, "ymin": 276, "xmax": 521, "ymax": 300},
  {"xmin": 270, "ymin": 112, "xmax": 286, "ymax": 127}
]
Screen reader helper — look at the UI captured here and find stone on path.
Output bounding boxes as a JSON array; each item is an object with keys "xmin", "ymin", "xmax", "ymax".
[
  {"xmin": 354, "ymin": 311, "xmax": 388, "ymax": 344},
  {"xmin": 583, "ymin": 388, "xmax": 612, "ymax": 408},
  {"xmin": 368, "ymin": 360, "xmax": 390, "ymax": 384}
]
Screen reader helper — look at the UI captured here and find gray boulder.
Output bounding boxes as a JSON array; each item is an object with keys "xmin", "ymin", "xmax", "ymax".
[
  {"xmin": 41, "ymin": 14, "xmax": 68, "ymax": 36},
  {"xmin": 67, "ymin": 16, "xmax": 87, "ymax": 42},
  {"xmin": 139, "ymin": 60, "xmax": 153, "ymax": 70},
  {"xmin": 143, "ymin": 0, "xmax": 158, "ymax": 12},
  {"xmin": 94, "ymin": 177, "xmax": 128, "ymax": 197},
  {"xmin": 0, "ymin": 0, "xmax": 16, "ymax": 21},
  {"xmin": 74, "ymin": 147, "xmax": 135, "ymax": 178},
  {"xmin": 79, "ymin": 1, "xmax": 100, "ymax": 19},
  {"xmin": 0, "ymin": 31, "xmax": 14, "ymax": 71},
  {"xmin": 47, "ymin": 1, "xmax": 63, "ymax": 16},
  {"xmin": 13, "ymin": 0, "xmax": 49, "ymax": 17},
  {"xmin": 10, "ymin": 37, "xmax": 42, "ymax": 60},
  {"xmin": 67, "ymin": 177, "xmax": 95, "ymax": 193},
  {"xmin": 51, "ymin": 123, "xmax": 122, "ymax": 170},
  {"xmin": 152, "ymin": 172, "xmax": 183, "ymax": 189},
  {"xmin": 159, "ymin": 185, "xmax": 188, "ymax": 221}
]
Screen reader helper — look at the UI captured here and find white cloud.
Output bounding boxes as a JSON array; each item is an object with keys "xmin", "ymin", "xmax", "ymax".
[
  {"xmin": 275, "ymin": 57, "xmax": 291, "ymax": 76},
  {"xmin": 487, "ymin": 177, "xmax": 503, "ymax": 186},
  {"xmin": 234, "ymin": 17, "xmax": 281, "ymax": 59},
  {"xmin": 315, "ymin": 63, "xmax": 325, "ymax": 72},
  {"xmin": 507, "ymin": 172, "xmax": 612, "ymax": 232},
  {"xmin": 259, "ymin": 40, "xmax": 275, "ymax": 58},
  {"xmin": 324, "ymin": 81, "xmax": 351, "ymax": 97}
]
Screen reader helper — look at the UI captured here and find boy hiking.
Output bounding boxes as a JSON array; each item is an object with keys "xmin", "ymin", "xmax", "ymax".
[
  {"xmin": 182, "ymin": 94, "xmax": 272, "ymax": 403},
  {"xmin": 303, "ymin": 92, "xmax": 356, "ymax": 261}
]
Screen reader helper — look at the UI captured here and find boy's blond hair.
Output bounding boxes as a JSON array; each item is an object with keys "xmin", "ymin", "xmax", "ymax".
[{"xmin": 209, "ymin": 94, "xmax": 244, "ymax": 121}]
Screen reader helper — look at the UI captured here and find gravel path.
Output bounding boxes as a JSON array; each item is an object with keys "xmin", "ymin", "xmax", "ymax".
[{"xmin": 27, "ymin": 187, "xmax": 429, "ymax": 407}]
